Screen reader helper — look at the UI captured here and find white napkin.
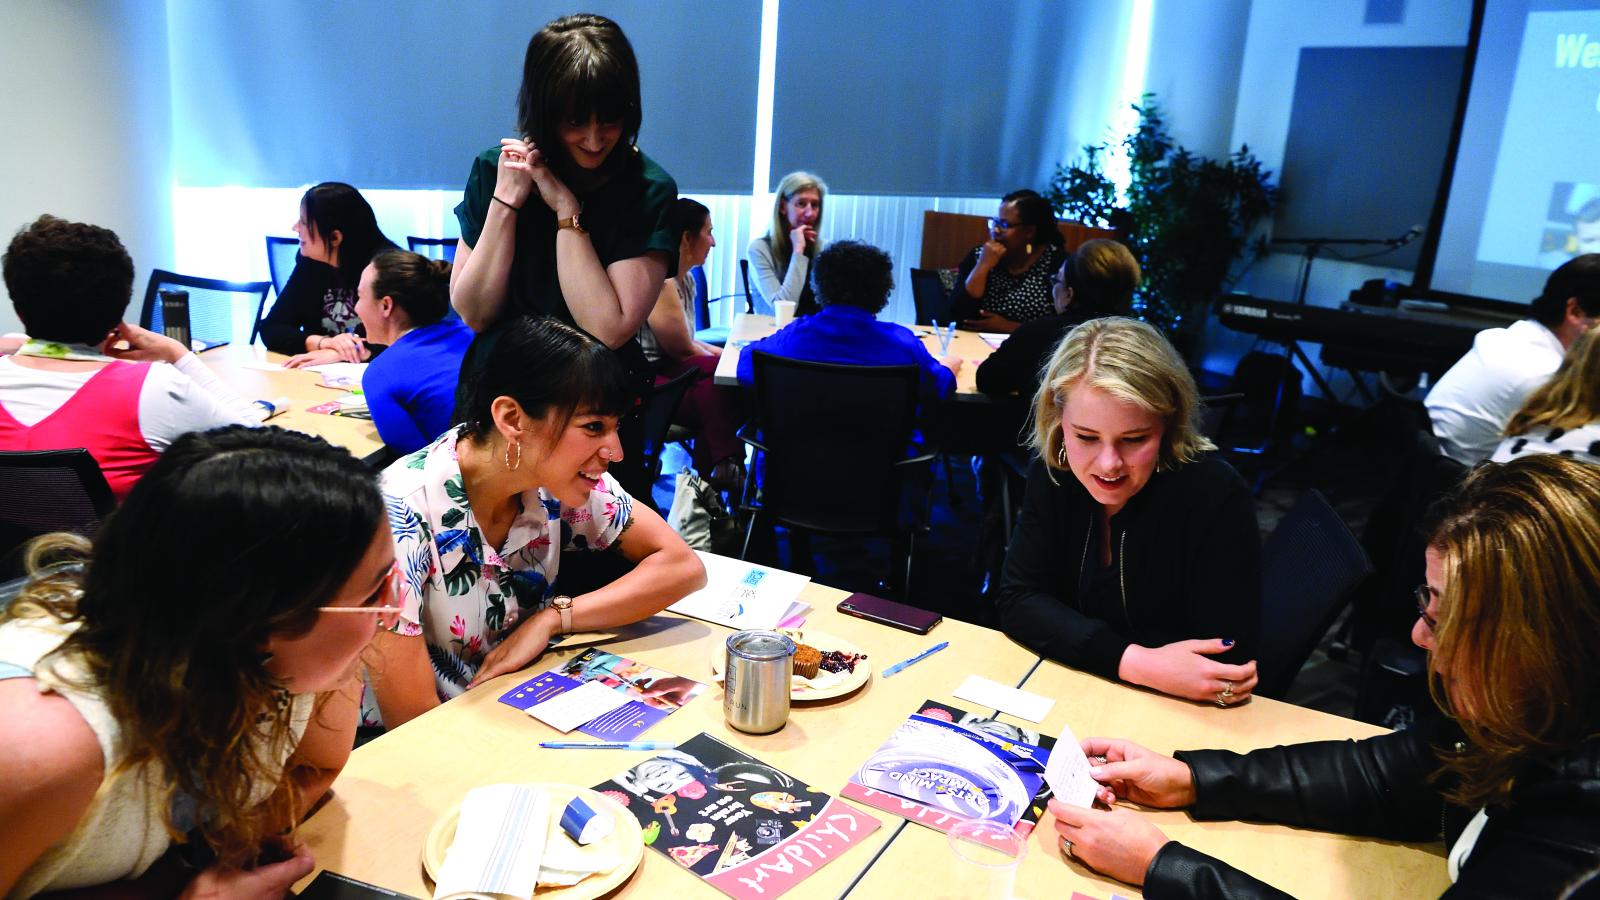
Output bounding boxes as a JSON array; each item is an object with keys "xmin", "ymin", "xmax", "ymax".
[{"xmin": 433, "ymin": 785, "xmax": 551, "ymax": 900}]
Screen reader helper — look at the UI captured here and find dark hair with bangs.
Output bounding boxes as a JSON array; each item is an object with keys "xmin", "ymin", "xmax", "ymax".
[
  {"xmin": 6, "ymin": 425, "xmax": 383, "ymax": 865},
  {"xmin": 4, "ymin": 214, "xmax": 134, "ymax": 344},
  {"xmin": 517, "ymin": 14, "xmax": 642, "ymax": 180},
  {"xmin": 301, "ymin": 182, "xmax": 399, "ymax": 290},
  {"xmin": 667, "ymin": 197, "xmax": 710, "ymax": 250},
  {"xmin": 464, "ymin": 317, "xmax": 635, "ymax": 444}
]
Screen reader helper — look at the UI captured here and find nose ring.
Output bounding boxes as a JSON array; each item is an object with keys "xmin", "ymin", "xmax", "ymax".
[{"xmin": 598, "ymin": 447, "xmax": 614, "ymax": 460}]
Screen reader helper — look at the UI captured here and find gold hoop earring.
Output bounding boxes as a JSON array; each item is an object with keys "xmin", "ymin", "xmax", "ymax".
[
  {"xmin": 1057, "ymin": 445, "xmax": 1066, "ymax": 467},
  {"xmin": 504, "ymin": 438, "xmax": 522, "ymax": 471}
]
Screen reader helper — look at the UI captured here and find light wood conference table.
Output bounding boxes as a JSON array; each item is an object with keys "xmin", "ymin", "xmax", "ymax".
[
  {"xmin": 853, "ymin": 656, "xmax": 1452, "ymax": 899},
  {"xmin": 292, "ymin": 578, "xmax": 1038, "ymax": 898},
  {"xmin": 198, "ymin": 344, "xmax": 384, "ymax": 459},
  {"xmin": 710, "ymin": 313, "xmax": 998, "ymax": 401},
  {"xmin": 291, "ymin": 570, "xmax": 1452, "ymax": 899}
]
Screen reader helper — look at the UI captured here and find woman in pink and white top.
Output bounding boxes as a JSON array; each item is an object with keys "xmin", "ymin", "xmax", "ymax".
[
  {"xmin": 0, "ymin": 215, "xmax": 260, "ymax": 500},
  {"xmin": 366, "ymin": 317, "xmax": 704, "ymax": 728}
]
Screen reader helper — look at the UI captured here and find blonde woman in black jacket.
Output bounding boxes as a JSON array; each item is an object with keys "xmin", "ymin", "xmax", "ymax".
[
  {"xmin": 996, "ymin": 317, "xmax": 1261, "ymax": 705},
  {"xmin": 1048, "ymin": 454, "xmax": 1600, "ymax": 898}
]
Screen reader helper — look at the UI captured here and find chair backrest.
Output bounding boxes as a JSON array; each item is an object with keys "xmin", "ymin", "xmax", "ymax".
[
  {"xmin": 265, "ymin": 236, "xmax": 300, "ymax": 297},
  {"xmin": 639, "ymin": 367, "xmax": 699, "ymax": 481},
  {"xmin": 140, "ymin": 269, "xmax": 272, "ymax": 348},
  {"xmin": 0, "ymin": 449, "xmax": 116, "ymax": 579},
  {"xmin": 691, "ymin": 265, "xmax": 711, "ymax": 331},
  {"xmin": 1257, "ymin": 489, "xmax": 1373, "ymax": 699},
  {"xmin": 749, "ymin": 352, "xmax": 920, "ymax": 534},
  {"xmin": 407, "ymin": 237, "xmax": 458, "ymax": 262},
  {"xmin": 740, "ymin": 258, "xmax": 754, "ymax": 308},
  {"xmin": 909, "ymin": 267, "xmax": 953, "ymax": 325},
  {"xmin": 1197, "ymin": 392, "xmax": 1244, "ymax": 441}
]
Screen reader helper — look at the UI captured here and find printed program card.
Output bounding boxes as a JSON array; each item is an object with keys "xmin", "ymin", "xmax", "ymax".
[
  {"xmin": 525, "ymin": 680, "xmax": 631, "ymax": 733},
  {"xmin": 953, "ymin": 674, "xmax": 1055, "ymax": 723}
]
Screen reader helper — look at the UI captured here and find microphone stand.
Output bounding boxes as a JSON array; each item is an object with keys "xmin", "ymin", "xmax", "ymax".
[{"xmin": 1269, "ymin": 233, "xmax": 1414, "ymax": 306}]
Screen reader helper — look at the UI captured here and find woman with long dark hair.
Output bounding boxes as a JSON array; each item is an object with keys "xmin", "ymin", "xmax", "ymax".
[
  {"xmin": 640, "ymin": 198, "xmax": 743, "ymax": 489},
  {"xmin": 0, "ymin": 426, "xmax": 394, "ymax": 896},
  {"xmin": 262, "ymin": 182, "xmax": 399, "ymax": 363}
]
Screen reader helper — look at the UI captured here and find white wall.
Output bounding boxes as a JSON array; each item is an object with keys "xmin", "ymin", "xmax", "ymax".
[{"xmin": 0, "ymin": 0, "xmax": 174, "ymax": 336}]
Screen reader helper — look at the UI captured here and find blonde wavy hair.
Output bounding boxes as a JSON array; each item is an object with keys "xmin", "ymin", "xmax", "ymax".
[
  {"xmin": 1426, "ymin": 454, "xmax": 1600, "ymax": 810},
  {"xmin": 766, "ymin": 171, "xmax": 828, "ymax": 274},
  {"xmin": 1504, "ymin": 323, "xmax": 1600, "ymax": 436},
  {"xmin": 1030, "ymin": 317, "xmax": 1213, "ymax": 480}
]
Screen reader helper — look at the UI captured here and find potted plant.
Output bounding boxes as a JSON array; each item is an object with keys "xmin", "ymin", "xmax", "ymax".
[{"xmin": 1045, "ymin": 94, "xmax": 1279, "ymax": 346}]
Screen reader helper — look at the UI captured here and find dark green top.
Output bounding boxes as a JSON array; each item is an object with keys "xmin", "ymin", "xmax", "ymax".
[{"xmin": 453, "ymin": 145, "xmax": 679, "ymax": 325}]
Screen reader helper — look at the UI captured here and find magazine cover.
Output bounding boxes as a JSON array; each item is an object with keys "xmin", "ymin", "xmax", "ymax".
[
  {"xmin": 592, "ymin": 733, "xmax": 880, "ymax": 899},
  {"xmin": 840, "ymin": 699, "xmax": 1056, "ymax": 836},
  {"xmin": 498, "ymin": 648, "xmax": 706, "ymax": 740}
]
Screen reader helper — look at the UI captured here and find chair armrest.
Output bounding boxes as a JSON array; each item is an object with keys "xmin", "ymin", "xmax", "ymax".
[
  {"xmin": 736, "ymin": 423, "xmax": 769, "ymax": 453},
  {"xmin": 894, "ymin": 451, "xmax": 938, "ymax": 468}
]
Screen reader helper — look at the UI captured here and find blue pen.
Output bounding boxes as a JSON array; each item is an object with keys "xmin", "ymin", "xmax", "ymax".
[
  {"xmin": 539, "ymin": 740, "xmax": 677, "ymax": 750},
  {"xmin": 881, "ymin": 641, "xmax": 949, "ymax": 678}
]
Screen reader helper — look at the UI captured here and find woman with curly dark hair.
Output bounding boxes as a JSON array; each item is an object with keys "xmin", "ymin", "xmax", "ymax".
[{"xmin": 0, "ymin": 426, "xmax": 395, "ymax": 897}]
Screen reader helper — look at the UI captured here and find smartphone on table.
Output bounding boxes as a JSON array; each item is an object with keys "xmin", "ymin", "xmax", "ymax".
[{"xmin": 837, "ymin": 592, "xmax": 942, "ymax": 635}]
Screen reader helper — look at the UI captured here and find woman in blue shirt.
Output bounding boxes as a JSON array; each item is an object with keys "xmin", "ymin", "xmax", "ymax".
[{"xmin": 355, "ymin": 251, "xmax": 473, "ymax": 453}]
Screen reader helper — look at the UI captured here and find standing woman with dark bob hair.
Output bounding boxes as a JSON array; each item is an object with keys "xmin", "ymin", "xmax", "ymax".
[
  {"xmin": 1047, "ymin": 454, "xmax": 1600, "ymax": 897},
  {"xmin": 264, "ymin": 182, "xmax": 399, "ymax": 363},
  {"xmin": 449, "ymin": 13, "xmax": 677, "ymax": 405},
  {"xmin": 0, "ymin": 426, "xmax": 395, "ymax": 897}
]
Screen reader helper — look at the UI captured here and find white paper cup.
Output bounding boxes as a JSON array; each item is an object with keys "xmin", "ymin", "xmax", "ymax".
[{"xmin": 774, "ymin": 300, "xmax": 797, "ymax": 327}]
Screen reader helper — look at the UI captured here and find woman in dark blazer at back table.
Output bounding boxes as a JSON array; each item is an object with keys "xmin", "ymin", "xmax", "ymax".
[{"xmin": 996, "ymin": 316, "xmax": 1261, "ymax": 705}]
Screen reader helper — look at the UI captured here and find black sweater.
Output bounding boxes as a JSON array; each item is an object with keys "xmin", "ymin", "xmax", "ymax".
[
  {"xmin": 975, "ymin": 311, "xmax": 1080, "ymax": 399},
  {"xmin": 994, "ymin": 455, "xmax": 1260, "ymax": 679},
  {"xmin": 1148, "ymin": 717, "xmax": 1600, "ymax": 898}
]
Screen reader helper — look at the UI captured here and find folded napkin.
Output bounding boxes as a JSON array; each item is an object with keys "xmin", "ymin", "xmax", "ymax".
[{"xmin": 433, "ymin": 785, "xmax": 550, "ymax": 900}]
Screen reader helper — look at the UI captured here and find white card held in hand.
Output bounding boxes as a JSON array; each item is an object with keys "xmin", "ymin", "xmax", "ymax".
[
  {"xmin": 1043, "ymin": 721, "xmax": 1100, "ymax": 809},
  {"xmin": 525, "ymin": 680, "xmax": 631, "ymax": 732},
  {"xmin": 952, "ymin": 675, "xmax": 1056, "ymax": 722}
]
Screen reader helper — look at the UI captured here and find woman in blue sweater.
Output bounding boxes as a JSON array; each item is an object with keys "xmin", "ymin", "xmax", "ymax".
[{"xmin": 354, "ymin": 251, "xmax": 472, "ymax": 453}]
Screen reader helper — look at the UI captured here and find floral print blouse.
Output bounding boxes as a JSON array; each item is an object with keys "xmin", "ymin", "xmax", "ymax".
[{"xmin": 381, "ymin": 425, "xmax": 634, "ymax": 700}]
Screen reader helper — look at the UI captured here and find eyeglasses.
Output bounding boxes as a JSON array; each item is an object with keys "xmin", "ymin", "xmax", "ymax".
[
  {"xmin": 989, "ymin": 218, "xmax": 1017, "ymax": 231},
  {"xmin": 1414, "ymin": 584, "xmax": 1438, "ymax": 634},
  {"xmin": 318, "ymin": 561, "xmax": 404, "ymax": 627}
]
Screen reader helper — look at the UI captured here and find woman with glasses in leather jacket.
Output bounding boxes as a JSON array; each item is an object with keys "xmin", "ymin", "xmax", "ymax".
[{"xmin": 1046, "ymin": 453, "xmax": 1600, "ymax": 898}]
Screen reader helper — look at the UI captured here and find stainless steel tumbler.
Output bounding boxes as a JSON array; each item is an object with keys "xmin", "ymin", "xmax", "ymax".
[{"xmin": 724, "ymin": 630, "xmax": 796, "ymax": 734}]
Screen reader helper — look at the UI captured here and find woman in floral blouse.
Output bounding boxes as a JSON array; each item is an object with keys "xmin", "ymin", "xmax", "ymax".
[{"xmin": 366, "ymin": 317, "xmax": 705, "ymax": 727}]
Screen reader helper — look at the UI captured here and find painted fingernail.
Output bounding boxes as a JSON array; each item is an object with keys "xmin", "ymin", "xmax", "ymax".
[{"xmin": 1222, "ymin": 638, "xmax": 1235, "ymax": 646}]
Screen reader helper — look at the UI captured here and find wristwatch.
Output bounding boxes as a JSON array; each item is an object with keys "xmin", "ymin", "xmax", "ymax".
[
  {"xmin": 557, "ymin": 212, "xmax": 585, "ymax": 235},
  {"xmin": 550, "ymin": 595, "xmax": 574, "ymax": 634}
]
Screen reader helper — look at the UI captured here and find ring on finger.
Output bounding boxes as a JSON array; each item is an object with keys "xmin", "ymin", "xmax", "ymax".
[
  {"xmin": 1059, "ymin": 836, "xmax": 1074, "ymax": 858},
  {"xmin": 1215, "ymin": 692, "xmax": 1229, "ymax": 707}
]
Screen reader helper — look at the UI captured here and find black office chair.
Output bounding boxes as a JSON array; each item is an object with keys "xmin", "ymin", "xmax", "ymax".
[
  {"xmin": 691, "ymin": 265, "xmax": 753, "ymax": 348},
  {"xmin": 910, "ymin": 267, "xmax": 954, "ymax": 325},
  {"xmin": 139, "ymin": 270, "xmax": 272, "ymax": 348},
  {"xmin": 407, "ymin": 237, "xmax": 458, "ymax": 262},
  {"xmin": 638, "ymin": 367, "xmax": 700, "ymax": 498},
  {"xmin": 1255, "ymin": 489, "xmax": 1373, "ymax": 700},
  {"xmin": 265, "ymin": 236, "xmax": 300, "ymax": 298},
  {"xmin": 1197, "ymin": 392, "xmax": 1245, "ymax": 441},
  {"xmin": 740, "ymin": 259, "xmax": 756, "ymax": 311},
  {"xmin": 0, "ymin": 449, "xmax": 115, "ymax": 581},
  {"xmin": 739, "ymin": 352, "xmax": 934, "ymax": 596}
]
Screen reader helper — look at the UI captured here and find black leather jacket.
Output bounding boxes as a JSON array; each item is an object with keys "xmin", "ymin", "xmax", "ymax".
[{"xmin": 1144, "ymin": 718, "xmax": 1600, "ymax": 898}]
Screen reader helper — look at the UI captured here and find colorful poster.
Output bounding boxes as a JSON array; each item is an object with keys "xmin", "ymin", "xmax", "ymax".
[
  {"xmin": 841, "ymin": 700, "xmax": 1056, "ymax": 837},
  {"xmin": 498, "ymin": 649, "xmax": 706, "ymax": 740},
  {"xmin": 592, "ymin": 733, "xmax": 880, "ymax": 899}
]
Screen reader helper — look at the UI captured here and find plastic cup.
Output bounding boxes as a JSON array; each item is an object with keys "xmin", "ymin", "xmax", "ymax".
[
  {"xmin": 774, "ymin": 300, "xmax": 797, "ymax": 327},
  {"xmin": 938, "ymin": 819, "xmax": 1026, "ymax": 900}
]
